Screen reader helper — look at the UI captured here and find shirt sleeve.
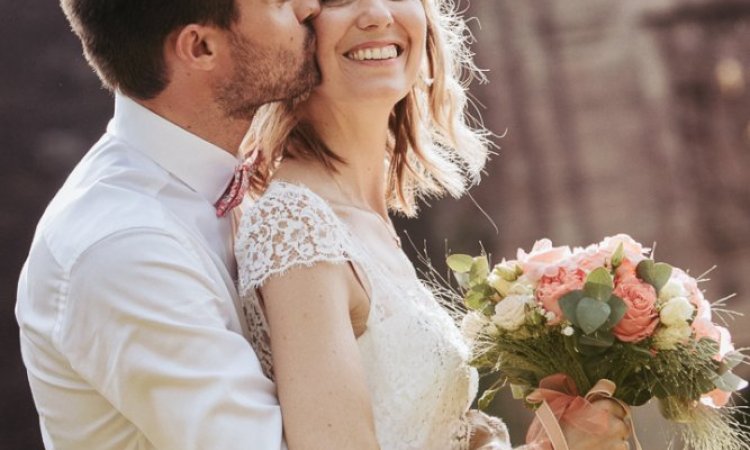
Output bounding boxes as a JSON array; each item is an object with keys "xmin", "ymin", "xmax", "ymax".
[{"xmin": 55, "ymin": 228, "xmax": 284, "ymax": 450}]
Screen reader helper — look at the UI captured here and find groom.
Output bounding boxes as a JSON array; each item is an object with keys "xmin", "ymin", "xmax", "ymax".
[{"xmin": 15, "ymin": 0, "xmax": 319, "ymax": 448}]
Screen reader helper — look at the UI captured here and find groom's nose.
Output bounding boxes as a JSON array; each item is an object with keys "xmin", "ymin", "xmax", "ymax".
[{"xmin": 296, "ymin": 0, "xmax": 321, "ymax": 24}]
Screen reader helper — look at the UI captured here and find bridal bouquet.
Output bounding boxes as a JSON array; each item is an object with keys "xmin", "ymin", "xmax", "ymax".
[{"xmin": 447, "ymin": 234, "xmax": 749, "ymax": 449}]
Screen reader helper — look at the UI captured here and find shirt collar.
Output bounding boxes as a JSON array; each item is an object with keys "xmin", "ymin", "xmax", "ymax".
[{"xmin": 107, "ymin": 92, "xmax": 239, "ymax": 204}]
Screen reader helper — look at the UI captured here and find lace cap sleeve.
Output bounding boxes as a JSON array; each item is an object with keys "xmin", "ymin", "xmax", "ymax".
[{"xmin": 235, "ymin": 182, "xmax": 351, "ymax": 294}]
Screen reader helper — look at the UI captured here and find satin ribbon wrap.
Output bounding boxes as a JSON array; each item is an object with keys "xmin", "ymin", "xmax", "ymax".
[{"xmin": 525, "ymin": 374, "xmax": 641, "ymax": 450}]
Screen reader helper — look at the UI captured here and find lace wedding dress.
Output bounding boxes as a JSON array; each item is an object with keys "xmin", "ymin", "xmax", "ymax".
[{"xmin": 235, "ymin": 180, "xmax": 512, "ymax": 450}]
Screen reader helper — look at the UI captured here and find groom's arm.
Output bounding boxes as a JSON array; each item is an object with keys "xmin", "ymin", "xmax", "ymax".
[{"xmin": 57, "ymin": 228, "xmax": 283, "ymax": 450}]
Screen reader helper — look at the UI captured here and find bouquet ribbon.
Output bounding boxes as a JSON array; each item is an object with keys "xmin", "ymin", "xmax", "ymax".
[{"xmin": 525, "ymin": 374, "xmax": 642, "ymax": 450}]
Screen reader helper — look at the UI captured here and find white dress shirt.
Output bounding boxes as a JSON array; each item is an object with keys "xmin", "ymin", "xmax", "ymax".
[{"xmin": 16, "ymin": 94, "xmax": 285, "ymax": 450}]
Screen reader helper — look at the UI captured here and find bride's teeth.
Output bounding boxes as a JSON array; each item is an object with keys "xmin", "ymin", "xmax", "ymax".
[{"xmin": 348, "ymin": 45, "xmax": 399, "ymax": 61}]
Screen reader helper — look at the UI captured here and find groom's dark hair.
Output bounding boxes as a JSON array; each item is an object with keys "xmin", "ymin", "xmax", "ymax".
[{"xmin": 60, "ymin": 0, "xmax": 239, "ymax": 100}]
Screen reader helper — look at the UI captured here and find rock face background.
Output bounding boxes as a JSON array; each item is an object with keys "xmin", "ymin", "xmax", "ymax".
[{"xmin": 2, "ymin": 0, "xmax": 748, "ymax": 447}]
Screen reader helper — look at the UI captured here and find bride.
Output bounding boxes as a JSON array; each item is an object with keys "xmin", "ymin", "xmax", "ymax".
[{"xmin": 234, "ymin": 0, "xmax": 631, "ymax": 449}]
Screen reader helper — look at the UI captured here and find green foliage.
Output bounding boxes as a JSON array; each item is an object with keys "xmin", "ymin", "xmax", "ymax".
[
  {"xmin": 469, "ymin": 256, "xmax": 490, "ymax": 287},
  {"xmin": 713, "ymin": 372, "xmax": 747, "ymax": 392},
  {"xmin": 583, "ymin": 267, "xmax": 614, "ymax": 301},
  {"xmin": 478, "ymin": 388, "xmax": 500, "ymax": 410},
  {"xmin": 603, "ymin": 295, "xmax": 627, "ymax": 330},
  {"xmin": 559, "ymin": 291, "xmax": 585, "ymax": 327},
  {"xmin": 446, "ymin": 254, "xmax": 473, "ymax": 273},
  {"xmin": 465, "ymin": 284, "xmax": 494, "ymax": 312},
  {"xmin": 577, "ymin": 297, "xmax": 611, "ymax": 334},
  {"xmin": 636, "ymin": 259, "xmax": 673, "ymax": 294},
  {"xmin": 558, "ymin": 276, "xmax": 626, "ymax": 338},
  {"xmin": 611, "ymin": 243, "xmax": 625, "ymax": 268}
]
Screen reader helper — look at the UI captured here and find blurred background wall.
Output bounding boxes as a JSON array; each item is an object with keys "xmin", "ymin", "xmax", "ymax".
[{"xmin": 2, "ymin": 0, "xmax": 749, "ymax": 448}]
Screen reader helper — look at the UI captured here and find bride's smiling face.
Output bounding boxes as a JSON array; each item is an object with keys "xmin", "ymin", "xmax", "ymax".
[{"xmin": 310, "ymin": 0, "xmax": 427, "ymax": 106}]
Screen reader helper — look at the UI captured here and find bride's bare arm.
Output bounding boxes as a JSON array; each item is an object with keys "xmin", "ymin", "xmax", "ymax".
[{"xmin": 261, "ymin": 261, "xmax": 380, "ymax": 450}]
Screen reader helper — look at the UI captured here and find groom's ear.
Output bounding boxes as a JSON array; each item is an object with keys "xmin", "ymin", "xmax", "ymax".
[{"xmin": 170, "ymin": 24, "xmax": 223, "ymax": 71}]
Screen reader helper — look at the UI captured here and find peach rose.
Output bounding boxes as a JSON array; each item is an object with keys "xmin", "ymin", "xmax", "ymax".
[
  {"xmin": 517, "ymin": 239, "xmax": 574, "ymax": 283},
  {"xmin": 535, "ymin": 267, "xmax": 586, "ymax": 325},
  {"xmin": 701, "ymin": 388, "xmax": 731, "ymax": 408},
  {"xmin": 612, "ymin": 277, "xmax": 659, "ymax": 342},
  {"xmin": 614, "ymin": 258, "xmax": 638, "ymax": 281}
]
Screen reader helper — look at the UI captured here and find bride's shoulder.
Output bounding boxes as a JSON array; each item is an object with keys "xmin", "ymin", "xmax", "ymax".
[
  {"xmin": 240, "ymin": 180, "xmax": 334, "ymax": 226},
  {"xmin": 235, "ymin": 180, "xmax": 350, "ymax": 290}
]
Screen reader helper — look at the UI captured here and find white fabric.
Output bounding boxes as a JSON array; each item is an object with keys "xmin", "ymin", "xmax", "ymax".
[
  {"xmin": 16, "ymin": 93, "xmax": 285, "ymax": 450},
  {"xmin": 236, "ymin": 180, "xmax": 512, "ymax": 450}
]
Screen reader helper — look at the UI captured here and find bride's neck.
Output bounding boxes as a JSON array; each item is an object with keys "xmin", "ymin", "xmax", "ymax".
[{"xmin": 301, "ymin": 100, "xmax": 392, "ymax": 217}]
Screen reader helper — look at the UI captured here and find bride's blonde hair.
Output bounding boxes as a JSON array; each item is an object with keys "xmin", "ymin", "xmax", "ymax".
[{"xmin": 244, "ymin": 0, "xmax": 491, "ymax": 217}]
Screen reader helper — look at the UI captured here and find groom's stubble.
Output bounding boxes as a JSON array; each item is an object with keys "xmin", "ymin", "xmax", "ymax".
[{"xmin": 214, "ymin": 25, "xmax": 319, "ymax": 121}]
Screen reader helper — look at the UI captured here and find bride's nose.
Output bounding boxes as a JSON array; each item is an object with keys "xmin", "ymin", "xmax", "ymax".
[{"xmin": 356, "ymin": 0, "xmax": 394, "ymax": 30}]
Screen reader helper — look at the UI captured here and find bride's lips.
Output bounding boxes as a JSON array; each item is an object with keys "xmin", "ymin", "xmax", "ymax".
[{"xmin": 344, "ymin": 41, "xmax": 405, "ymax": 63}]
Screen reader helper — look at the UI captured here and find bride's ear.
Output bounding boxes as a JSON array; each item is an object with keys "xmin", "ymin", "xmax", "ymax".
[{"xmin": 170, "ymin": 24, "xmax": 222, "ymax": 71}]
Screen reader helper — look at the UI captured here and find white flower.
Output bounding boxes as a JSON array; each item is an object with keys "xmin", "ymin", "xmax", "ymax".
[
  {"xmin": 653, "ymin": 323, "xmax": 692, "ymax": 350},
  {"xmin": 492, "ymin": 295, "xmax": 534, "ymax": 331},
  {"xmin": 562, "ymin": 326, "xmax": 575, "ymax": 336},
  {"xmin": 544, "ymin": 311, "xmax": 557, "ymax": 323},
  {"xmin": 508, "ymin": 277, "xmax": 535, "ymax": 296},
  {"xmin": 487, "ymin": 272, "xmax": 512, "ymax": 297},
  {"xmin": 461, "ymin": 312, "xmax": 487, "ymax": 343},
  {"xmin": 660, "ymin": 297, "xmax": 695, "ymax": 327},
  {"xmin": 658, "ymin": 280, "xmax": 688, "ymax": 303}
]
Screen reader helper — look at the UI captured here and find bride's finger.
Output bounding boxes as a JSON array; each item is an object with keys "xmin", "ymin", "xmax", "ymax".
[{"xmin": 592, "ymin": 398, "xmax": 628, "ymax": 420}]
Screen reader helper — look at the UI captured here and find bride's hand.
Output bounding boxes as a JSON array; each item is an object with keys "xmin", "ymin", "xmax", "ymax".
[
  {"xmin": 467, "ymin": 409, "xmax": 510, "ymax": 450},
  {"xmin": 561, "ymin": 398, "xmax": 631, "ymax": 450}
]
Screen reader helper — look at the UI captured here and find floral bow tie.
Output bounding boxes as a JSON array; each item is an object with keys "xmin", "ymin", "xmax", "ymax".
[{"xmin": 215, "ymin": 148, "xmax": 263, "ymax": 217}]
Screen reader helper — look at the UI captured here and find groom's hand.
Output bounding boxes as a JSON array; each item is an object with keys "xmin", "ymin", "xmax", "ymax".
[{"xmin": 562, "ymin": 399, "xmax": 631, "ymax": 450}]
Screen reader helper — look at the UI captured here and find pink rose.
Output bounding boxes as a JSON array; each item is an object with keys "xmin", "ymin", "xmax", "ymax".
[
  {"xmin": 692, "ymin": 317, "xmax": 720, "ymax": 343},
  {"xmin": 571, "ymin": 244, "xmax": 609, "ymax": 272},
  {"xmin": 598, "ymin": 234, "xmax": 649, "ymax": 264},
  {"xmin": 536, "ymin": 267, "xmax": 586, "ymax": 325},
  {"xmin": 612, "ymin": 277, "xmax": 659, "ymax": 342},
  {"xmin": 517, "ymin": 239, "xmax": 573, "ymax": 283}
]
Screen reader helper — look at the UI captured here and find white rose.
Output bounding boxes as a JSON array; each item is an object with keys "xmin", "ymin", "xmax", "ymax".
[
  {"xmin": 562, "ymin": 326, "xmax": 575, "ymax": 336},
  {"xmin": 660, "ymin": 297, "xmax": 695, "ymax": 327},
  {"xmin": 461, "ymin": 312, "xmax": 487, "ymax": 343},
  {"xmin": 659, "ymin": 280, "xmax": 688, "ymax": 303},
  {"xmin": 508, "ymin": 278, "xmax": 535, "ymax": 296},
  {"xmin": 653, "ymin": 323, "xmax": 692, "ymax": 350},
  {"xmin": 492, "ymin": 295, "xmax": 534, "ymax": 331}
]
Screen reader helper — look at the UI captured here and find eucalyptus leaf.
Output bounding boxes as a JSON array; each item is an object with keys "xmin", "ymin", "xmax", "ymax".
[
  {"xmin": 559, "ymin": 291, "xmax": 585, "ymax": 326},
  {"xmin": 584, "ymin": 268, "xmax": 614, "ymax": 301},
  {"xmin": 453, "ymin": 271, "xmax": 470, "ymax": 290},
  {"xmin": 713, "ymin": 372, "xmax": 749, "ymax": 392},
  {"xmin": 636, "ymin": 260, "xmax": 672, "ymax": 294},
  {"xmin": 469, "ymin": 256, "xmax": 490, "ymax": 286},
  {"xmin": 465, "ymin": 289, "xmax": 490, "ymax": 311},
  {"xmin": 447, "ymin": 254, "xmax": 474, "ymax": 273},
  {"xmin": 511, "ymin": 384, "xmax": 530, "ymax": 400},
  {"xmin": 577, "ymin": 297, "xmax": 611, "ymax": 334},
  {"xmin": 722, "ymin": 351, "xmax": 745, "ymax": 371},
  {"xmin": 611, "ymin": 242, "xmax": 625, "ymax": 268},
  {"xmin": 602, "ymin": 295, "xmax": 627, "ymax": 330},
  {"xmin": 478, "ymin": 388, "xmax": 500, "ymax": 410}
]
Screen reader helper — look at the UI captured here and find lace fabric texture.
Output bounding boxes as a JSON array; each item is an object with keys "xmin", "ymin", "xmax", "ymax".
[{"xmin": 236, "ymin": 181, "xmax": 509, "ymax": 450}]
